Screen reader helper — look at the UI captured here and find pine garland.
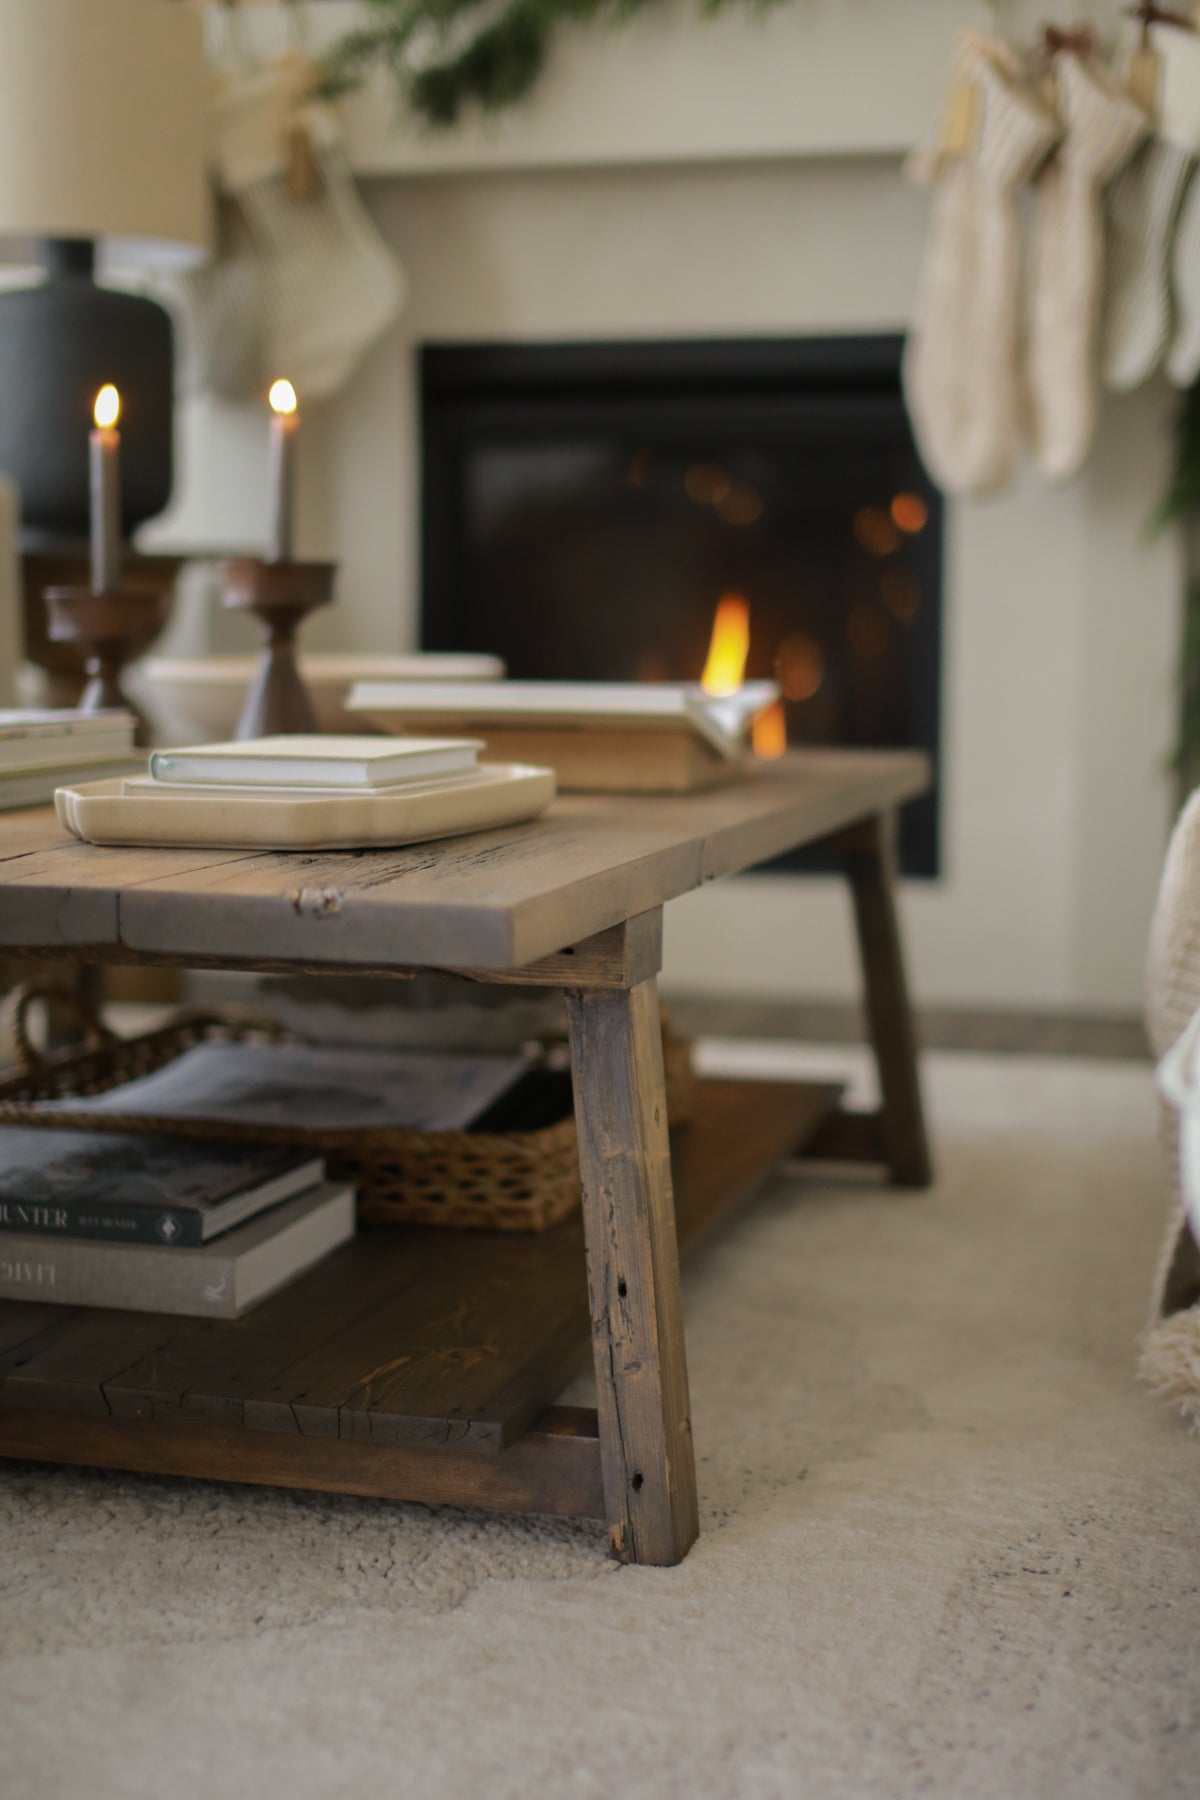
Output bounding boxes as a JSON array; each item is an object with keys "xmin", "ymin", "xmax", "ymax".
[{"xmin": 318, "ymin": 0, "xmax": 786, "ymax": 127}]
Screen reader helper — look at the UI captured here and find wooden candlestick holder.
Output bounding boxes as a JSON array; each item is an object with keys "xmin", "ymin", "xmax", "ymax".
[
  {"xmin": 42, "ymin": 585, "xmax": 170, "ymax": 747},
  {"xmin": 219, "ymin": 558, "xmax": 336, "ymax": 741}
]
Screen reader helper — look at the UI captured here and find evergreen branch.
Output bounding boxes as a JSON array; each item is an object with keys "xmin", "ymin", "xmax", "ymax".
[{"xmin": 319, "ymin": 0, "xmax": 786, "ymax": 125}]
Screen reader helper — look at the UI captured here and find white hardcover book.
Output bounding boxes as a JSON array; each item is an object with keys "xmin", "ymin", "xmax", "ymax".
[
  {"xmin": 3, "ymin": 758, "xmax": 144, "ymax": 812},
  {"xmin": 0, "ymin": 708, "xmax": 136, "ymax": 741},
  {"xmin": 149, "ymin": 735, "xmax": 483, "ymax": 790},
  {"xmin": 0, "ymin": 1182, "xmax": 356, "ymax": 1318},
  {"xmin": 0, "ymin": 714, "xmax": 136, "ymax": 774},
  {"xmin": 346, "ymin": 681, "xmax": 781, "ymax": 758}
]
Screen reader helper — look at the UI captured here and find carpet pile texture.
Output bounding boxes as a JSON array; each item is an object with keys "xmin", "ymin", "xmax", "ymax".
[{"xmin": 1, "ymin": 1048, "xmax": 1197, "ymax": 1799}]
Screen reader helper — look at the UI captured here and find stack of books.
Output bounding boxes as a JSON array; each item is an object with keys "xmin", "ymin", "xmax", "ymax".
[
  {"xmin": 0, "ymin": 1129, "xmax": 354, "ymax": 1318},
  {"xmin": 345, "ymin": 680, "xmax": 783, "ymax": 792},
  {"xmin": 0, "ymin": 1037, "xmax": 538, "ymax": 1317},
  {"xmin": 56, "ymin": 734, "xmax": 557, "ymax": 850},
  {"xmin": 0, "ymin": 709, "xmax": 140, "ymax": 811}
]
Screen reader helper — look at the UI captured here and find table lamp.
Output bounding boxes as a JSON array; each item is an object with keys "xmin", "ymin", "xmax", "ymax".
[{"xmin": 0, "ymin": 0, "xmax": 211, "ymax": 550}]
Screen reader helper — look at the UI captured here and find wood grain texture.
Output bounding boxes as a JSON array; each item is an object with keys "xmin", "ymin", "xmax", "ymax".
[
  {"xmin": 0, "ymin": 1404, "xmax": 607, "ymax": 1520},
  {"xmin": 3, "ymin": 911, "xmax": 662, "ymax": 992},
  {"xmin": 567, "ymin": 978, "xmax": 698, "ymax": 1567},
  {"xmin": 0, "ymin": 1311, "xmax": 180, "ymax": 1416},
  {"xmin": 0, "ymin": 753, "xmax": 929, "ymax": 971},
  {"xmin": 0, "ymin": 1301, "xmax": 71, "ymax": 1358}
]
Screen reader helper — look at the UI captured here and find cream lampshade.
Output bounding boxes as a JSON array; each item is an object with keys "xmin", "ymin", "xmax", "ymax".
[
  {"xmin": 0, "ymin": 0, "xmax": 212, "ymax": 545},
  {"xmin": 0, "ymin": 0, "xmax": 211, "ymax": 269}
]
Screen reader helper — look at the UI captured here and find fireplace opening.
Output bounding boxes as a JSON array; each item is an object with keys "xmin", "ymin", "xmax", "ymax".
[{"xmin": 420, "ymin": 336, "xmax": 943, "ymax": 875}]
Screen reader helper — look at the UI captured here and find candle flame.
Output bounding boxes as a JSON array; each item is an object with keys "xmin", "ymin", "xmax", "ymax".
[
  {"xmin": 269, "ymin": 378, "xmax": 298, "ymax": 416},
  {"xmin": 700, "ymin": 594, "xmax": 751, "ymax": 697},
  {"xmin": 93, "ymin": 384, "xmax": 120, "ymax": 430}
]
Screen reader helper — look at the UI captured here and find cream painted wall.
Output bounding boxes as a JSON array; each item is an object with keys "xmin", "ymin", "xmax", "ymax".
[{"xmin": 144, "ymin": 3, "xmax": 1181, "ymax": 1013}]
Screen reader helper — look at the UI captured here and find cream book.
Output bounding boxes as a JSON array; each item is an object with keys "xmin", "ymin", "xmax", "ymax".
[
  {"xmin": 3, "ymin": 759, "xmax": 143, "ymax": 813},
  {"xmin": 0, "ymin": 1182, "xmax": 356, "ymax": 1318},
  {"xmin": 149, "ymin": 734, "xmax": 484, "ymax": 790},
  {"xmin": 0, "ymin": 709, "xmax": 136, "ymax": 774},
  {"xmin": 346, "ymin": 681, "xmax": 782, "ymax": 793}
]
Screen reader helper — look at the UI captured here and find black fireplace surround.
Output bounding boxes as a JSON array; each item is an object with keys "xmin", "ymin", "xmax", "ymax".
[{"xmin": 420, "ymin": 335, "xmax": 942, "ymax": 876}]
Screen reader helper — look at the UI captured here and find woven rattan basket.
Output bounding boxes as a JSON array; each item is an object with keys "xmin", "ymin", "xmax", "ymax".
[{"xmin": 0, "ymin": 985, "xmax": 693, "ymax": 1234}]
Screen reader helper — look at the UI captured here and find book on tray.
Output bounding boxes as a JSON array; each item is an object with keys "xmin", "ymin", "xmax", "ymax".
[
  {"xmin": 344, "ymin": 680, "xmax": 783, "ymax": 793},
  {"xmin": 147, "ymin": 734, "xmax": 485, "ymax": 791},
  {"xmin": 0, "ymin": 1127, "xmax": 354, "ymax": 1318},
  {"xmin": 55, "ymin": 730, "xmax": 557, "ymax": 850},
  {"xmin": 0, "ymin": 708, "xmax": 140, "ymax": 810}
]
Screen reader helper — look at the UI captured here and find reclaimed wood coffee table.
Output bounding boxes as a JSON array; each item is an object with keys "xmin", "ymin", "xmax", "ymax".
[{"xmin": 0, "ymin": 750, "xmax": 930, "ymax": 1565}]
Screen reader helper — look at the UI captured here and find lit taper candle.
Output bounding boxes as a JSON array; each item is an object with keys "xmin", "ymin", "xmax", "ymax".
[
  {"xmin": 89, "ymin": 384, "xmax": 122, "ymax": 594},
  {"xmin": 266, "ymin": 378, "xmax": 298, "ymax": 563}
]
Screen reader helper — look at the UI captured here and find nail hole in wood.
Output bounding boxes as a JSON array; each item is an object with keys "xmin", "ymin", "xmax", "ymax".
[{"xmin": 631, "ymin": 1472, "xmax": 644, "ymax": 1491}]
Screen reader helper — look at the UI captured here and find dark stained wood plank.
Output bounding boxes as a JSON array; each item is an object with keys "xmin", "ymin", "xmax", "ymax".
[
  {"xmin": 0, "ymin": 1403, "xmax": 607, "ymax": 1520},
  {"xmin": 103, "ymin": 1239, "xmax": 435, "ymax": 1422},
  {"xmin": 0, "ymin": 1080, "xmax": 838, "ymax": 1455},
  {"xmin": 241, "ymin": 1227, "xmax": 588, "ymax": 1450},
  {"xmin": 674, "ymin": 1080, "xmax": 842, "ymax": 1247},
  {"xmin": 567, "ymin": 977, "xmax": 698, "ymax": 1567},
  {"xmin": 833, "ymin": 813, "xmax": 933, "ymax": 1187},
  {"xmin": 0, "ymin": 1300, "xmax": 72, "ymax": 1357},
  {"xmin": 804, "ymin": 1109, "xmax": 889, "ymax": 1165},
  {"xmin": 0, "ymin": 754, "xmax": 930, "ymax": 971},
  {"xmin": 0, "ymin": 1311, "xmax": 181, "ymax": 1416}
]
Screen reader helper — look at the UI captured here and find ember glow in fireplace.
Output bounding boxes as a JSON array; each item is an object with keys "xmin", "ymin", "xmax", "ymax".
[{"xmin": 420, "ymin": 336, "xmax": 943, "ymax": 874}]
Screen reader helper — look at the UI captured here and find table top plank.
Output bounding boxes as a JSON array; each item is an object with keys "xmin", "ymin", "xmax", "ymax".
[{"xmin": 0, "ymin": 751, "xmax": 928, "ymax": 971}]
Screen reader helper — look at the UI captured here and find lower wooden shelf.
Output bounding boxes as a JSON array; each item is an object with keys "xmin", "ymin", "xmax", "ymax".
[{"xmin": 0, "ymin": 1078, "xmax": 838, "ymax": 1511}]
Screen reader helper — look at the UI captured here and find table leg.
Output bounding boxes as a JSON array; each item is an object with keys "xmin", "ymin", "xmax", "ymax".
[
  {"xmin": 842, "ymin": 811, "xmax": 933, "ymax": 1188},
  {"xmin": 565, "ymin": 976, "xmax": 700, "ymax": 1566}
]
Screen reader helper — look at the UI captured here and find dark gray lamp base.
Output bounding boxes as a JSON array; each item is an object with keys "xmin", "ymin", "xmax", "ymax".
[{"xmin": 0, "ymin": 239, "xmax": 174, "ymax": 546}]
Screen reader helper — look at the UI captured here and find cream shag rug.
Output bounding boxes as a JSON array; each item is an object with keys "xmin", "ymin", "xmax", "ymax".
[{"xmin": 1, "ymin": 1047, "xmax": 1197, "ymax": 1800}]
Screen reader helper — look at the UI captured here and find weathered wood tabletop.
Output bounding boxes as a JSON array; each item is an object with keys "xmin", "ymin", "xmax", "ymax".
[{"xmin": 0, "ymin": 750, "xmax": 928, "ymax": 970}]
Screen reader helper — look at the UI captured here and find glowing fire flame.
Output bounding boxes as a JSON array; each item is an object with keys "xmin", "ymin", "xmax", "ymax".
[
  {"xmin": 269, "ymin": 377, "xmax": 298, "ymax": 416},
  {"xmin": 93, "ymin": 384, "xmax": 120, "ymax": 430},
  {"xmin": 700, "ymin": 593, "xmax": 787, "ymax": 761},
  {"xmin": 752, "ymin": 699, "xmax": 788, "ymax": 761},
  {"xmin": 700, "ymin": 594, "xmax": 751, "ymax": 697}
]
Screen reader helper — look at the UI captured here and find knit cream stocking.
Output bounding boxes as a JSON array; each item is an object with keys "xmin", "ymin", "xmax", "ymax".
[
  {"xmin": 1103, "ymin": 25, "xmax": 1200, "ymax": 392},
  {"xmin": 209, "ymin": 57, "xmax": 407, "ymax": 401},
  {"xmin": 1026, "ymin": 54, "xmax": 1148, "ymax": 483},
  {"xmin": 1164, "ymin": 25, "xmax": 1200, "ymax": 384},
  {"xmin": 904, "ymin": 36, "xmax": 1059, "ymax": 498}
]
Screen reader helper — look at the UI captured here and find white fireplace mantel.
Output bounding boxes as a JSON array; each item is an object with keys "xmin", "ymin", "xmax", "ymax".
[{"xmin": 229, "ymin": 0, "xmax": 1123, "ymax": 178}]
